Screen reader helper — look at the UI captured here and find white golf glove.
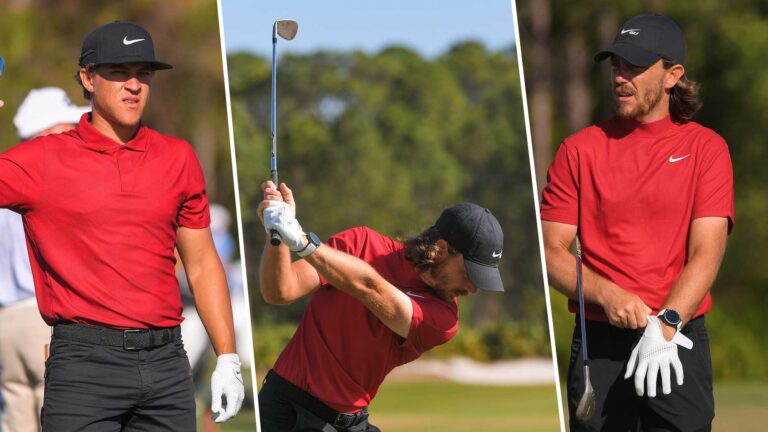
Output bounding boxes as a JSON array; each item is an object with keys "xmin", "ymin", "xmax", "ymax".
[
  {"xmin": 211, "ymin": 353, "xmax": 244, "ymax": 423},
  {"xmin": 624, "ymin": 315, "xmax": 692, "ymax": 397},
  {"xmin": 263, "ymin": 200, "xmax": 305, "ymax": 251}
]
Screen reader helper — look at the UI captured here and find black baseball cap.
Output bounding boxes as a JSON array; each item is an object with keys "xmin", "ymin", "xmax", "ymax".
[
  {"xmin": 79, "ymin": 21, "xmax": 173, "ymax": 70},
  {"xmin": 594, "ymin": 14, "xmax": 686, "ymax": 68},
  {"xmin": 435, "ymin": 203, "xmax": 504, "ymax": 292}
]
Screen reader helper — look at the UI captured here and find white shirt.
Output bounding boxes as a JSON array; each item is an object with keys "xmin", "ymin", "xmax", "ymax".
[{"xmin": 0, "ymin": 209, "xmax": 35, "ymax": 306}]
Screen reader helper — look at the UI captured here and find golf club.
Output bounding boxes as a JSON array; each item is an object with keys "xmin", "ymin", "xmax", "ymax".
[
  {"xmin": 575, "ymin": 236, "xmax": 597, "ymax": 422},
  {"xmin": 269, "ymin": 19, "xmax": 299, "ymax": 246},
  {"xmin": 0, "ymin": 56, "xmax": 5, "ymax": 76}
]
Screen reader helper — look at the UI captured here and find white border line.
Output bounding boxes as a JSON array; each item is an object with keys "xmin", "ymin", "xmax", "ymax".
[
  {"xmin": 217, "ymin": 1, "xmax": 261, "ymax": 429},
  {"xmin": 510, "ymin": 1, "xmax": 566, "ymax": 430}
]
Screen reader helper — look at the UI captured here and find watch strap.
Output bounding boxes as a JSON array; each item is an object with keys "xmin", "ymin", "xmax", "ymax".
[{"xmin": 297, "ymin": 232, "xmax": 320, "ymax": 258}]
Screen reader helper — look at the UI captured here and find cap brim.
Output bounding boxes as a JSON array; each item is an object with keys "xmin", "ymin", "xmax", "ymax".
[
  {"xmin": 465, "ymin": 260, "xmax": 504, "ymax": 292},
  {"xmin": 90, "ymin": 59, "xmax": 173, "ymax": 70},
  {"xmin": 594, "ymin": 43, "xmax": 660, "ymax": 68}
]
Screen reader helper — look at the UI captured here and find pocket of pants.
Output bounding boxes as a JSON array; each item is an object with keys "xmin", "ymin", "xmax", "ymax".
[
  {"xmin": 44, "ymin": 338, "xmax": 101, "ymax": 379},
  {"xmin": 174, "ymin": 339, "xmax": 188, "ymax": 358}
]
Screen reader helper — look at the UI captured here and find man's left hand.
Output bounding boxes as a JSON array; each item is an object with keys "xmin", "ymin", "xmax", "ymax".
[
  {"xmin": 211, "ymin": 353, "xmax": 245, "ymax": 423},
  {"xmin": 624, "ymin": 316, "xmax": 686, "ymax": 397},
  {"xmin": 263, "ymin": 201, "xmax": 306, "ymax": 251}
]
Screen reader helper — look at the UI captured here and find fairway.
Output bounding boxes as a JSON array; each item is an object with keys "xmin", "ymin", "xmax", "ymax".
[
  {"xmin": 369, "ymin": 379, "xmax": 561, "ymax": 432},
  {"xmin": 712, "ymin": 382, "xmax": 768, "ymax": 432}
]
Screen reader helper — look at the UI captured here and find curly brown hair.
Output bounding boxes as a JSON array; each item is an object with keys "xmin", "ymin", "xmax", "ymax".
[
  {"xmin": 402, "ymin": 226, "xmax": 458, "ymax": 271},
  {"xmin": 664, "ymin": 60, "xmax": 702, "ymax": 123}
]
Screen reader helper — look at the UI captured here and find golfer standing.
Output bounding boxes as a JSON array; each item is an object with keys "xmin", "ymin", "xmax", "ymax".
[
  {"xmin": 0, "ymin": 22, "xmax": 244, "ymax": 430},
  {"xmin": 257, "ymin": 181, "xmax": 505, "ymax": 431},
  {"xmin": 541, "ymin": 14, "xmax": 733, "ymax": 431}
]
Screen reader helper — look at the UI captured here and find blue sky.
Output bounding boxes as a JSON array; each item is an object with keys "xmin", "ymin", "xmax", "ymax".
[{"xmin": 221, "ymin": 0, "xmax": 517, "ymax": 58}]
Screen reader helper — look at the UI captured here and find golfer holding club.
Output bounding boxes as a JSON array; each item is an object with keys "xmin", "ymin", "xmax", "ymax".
[
  {"xmin": 257, "ymin": 182, "xmax": 505, "ymax": 431},
  {"xmin": 0, "ymin": 22, "xmax": 244, "ymax": 430},
  {"xmin": 541, "ymin": 14, "xmax": 733, "ymax": 432}
]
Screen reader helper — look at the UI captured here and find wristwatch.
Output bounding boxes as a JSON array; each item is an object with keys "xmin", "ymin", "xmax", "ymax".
[
  {"xmin": 657, "ymin": 308, "xmax": 682, "ymax": 331},
  {"xmin": 296, "ymin": 232, "xmax": 322, "ymax": 258}
]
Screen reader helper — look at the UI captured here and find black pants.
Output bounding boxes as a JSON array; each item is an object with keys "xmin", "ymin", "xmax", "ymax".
[
  {"xmin": 567, "ymin": 316, "xmax": 714, "ymax": 432},
  {"xmin": 41, "ymin": 335, "xmax": 196, "ymax": 431},
  {"xmin": 259, "ymin": 370, "xmax": 380, "ymax": 432}
]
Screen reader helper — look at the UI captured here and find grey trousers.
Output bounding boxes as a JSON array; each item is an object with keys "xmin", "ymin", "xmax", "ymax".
[{"xmin": 41, "ymin": 335, "xmax": 196, "ymax": 432}]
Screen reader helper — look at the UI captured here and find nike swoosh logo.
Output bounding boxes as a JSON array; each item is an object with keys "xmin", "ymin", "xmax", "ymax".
[
  {"xmin": 406, "ymin": 290, "xmax": 425, "ymax": 299},
  {"xmin": 668, "ymin": 154, "xmax": 690, "ymax": 163},
  {"xmin": 123, "ymin": 37, "xmax": 145, "ymax": 45},
  {"xmin": 621, "ymin": 28, "xmax": 640, "ymax": 35},
  {"xmin": 492, "ymin": 251, "xmax": 503, "ymax": 258}
]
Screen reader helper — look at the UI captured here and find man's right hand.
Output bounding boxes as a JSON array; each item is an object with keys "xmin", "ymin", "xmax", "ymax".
[{"xmin": 598, "ymin": 285, "xmax": 652, "ymax": 329}]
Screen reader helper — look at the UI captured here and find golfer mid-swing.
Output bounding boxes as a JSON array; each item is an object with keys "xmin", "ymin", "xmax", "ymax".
[
  {"xmin": 257, "ymin": 180, "xmax": 505, "ymax": 431},
  {"xmin": 0, "ymin": 21, "xmax": 244, "ymax": 430}
]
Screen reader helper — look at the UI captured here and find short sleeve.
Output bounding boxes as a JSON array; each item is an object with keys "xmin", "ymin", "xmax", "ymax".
[
  {"xmin": 692, "ymin": 137, "xmax": 735, "ymax": 232},
  {"xmin": 0, "ymin": 139, "xmax": 45, "ymax": 213},
  {"xmin": 540, "ymin": 141, "xmax": 579, "ymax": 224},
  {"xmin": 176, "ymin": 144, "xmax": 210, "ymax": 229},
  {"xmin": 317, "ymin": 227, "xmax": 368, "ymax": 286},
  {"xmin": 400, "ymin": 296, "xmax": 458, "ymax": 355}
]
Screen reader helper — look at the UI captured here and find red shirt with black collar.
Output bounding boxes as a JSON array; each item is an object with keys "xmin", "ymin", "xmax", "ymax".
[
  {"xmin": 273, "ymin": 226, "xmax": 458, "ymax": 413},
  {"xmin": 0, "ymin": 113, "xmax": 209, "ymax": 328},
  {"xmin": 541, "ymin": 115, "xmax": 734, "ymax": 321}
]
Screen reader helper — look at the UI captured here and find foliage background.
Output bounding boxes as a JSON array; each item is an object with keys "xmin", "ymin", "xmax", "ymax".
[{"xmin": 517, "ymin": 0, "xmax": 768, "ymax": 382}]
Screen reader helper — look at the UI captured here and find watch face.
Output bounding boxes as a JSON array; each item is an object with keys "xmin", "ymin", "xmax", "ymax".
[
  {"xmin": 663, "ymin": 309, "xmax": 681, "ymax": 326},
  {"xmin": 308, "ymin": 232, "xmax": 321, "ymax": 246}
]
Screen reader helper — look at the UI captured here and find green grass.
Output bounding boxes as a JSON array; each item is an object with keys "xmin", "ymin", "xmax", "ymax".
[
  {"xmin": 712, "ymin": 381, "xmax": 768, "ymax": 432},
  {"xmin": 368, "ymin": 379, "xmax": 561, "ymax": 432}
]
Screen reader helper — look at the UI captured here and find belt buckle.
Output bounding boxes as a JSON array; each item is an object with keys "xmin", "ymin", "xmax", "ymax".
[
  {"xmin": 333, "ymin": 412, "xmax": 356, "ymax": 429},
  {"xmin": 123, "ymin": 329, "xmax": 143, "ymax": 351}
]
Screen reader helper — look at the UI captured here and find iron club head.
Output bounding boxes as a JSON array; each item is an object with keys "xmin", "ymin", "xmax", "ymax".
[
  {"xmin": 575, "ymin": 364, "xmax": 597, "ymax": 421},
  {"xmin": 273, "ymin": 19, "xmax": 298, "ymax": 41}
]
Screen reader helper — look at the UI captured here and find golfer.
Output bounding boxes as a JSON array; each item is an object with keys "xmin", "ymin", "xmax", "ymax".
[
  {"xmin": 257, "ymin": 181, "xmax": 505, "ymax": 431},
  {"xmin": 0, "ymin": 22, "xmax": 244, "ymax": 430},
  {"xmin": 540, "ymin": 14, "xmax": 733, "ymax": 432}
]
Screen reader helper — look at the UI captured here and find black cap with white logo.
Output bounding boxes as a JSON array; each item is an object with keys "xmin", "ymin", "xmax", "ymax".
[
  {"xmin": 79, "ymin": 21, "xmax": 173, "ymax": 70},
  {"xmin": 594, "ymin": 14, "xmax": 686, "ymax": 68},
  {"xmin": 435, "ymin": 203, "xmax": 504, "ymax": 292}
]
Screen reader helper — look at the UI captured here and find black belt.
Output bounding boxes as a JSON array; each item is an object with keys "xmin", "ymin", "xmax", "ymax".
[
  {"xmin": 53, "ymin": 322, "xmax": 182, "ymax": 351},
  {"xmin": 265, "ymin": 369, "xmax": 369, "ymax": 430}
]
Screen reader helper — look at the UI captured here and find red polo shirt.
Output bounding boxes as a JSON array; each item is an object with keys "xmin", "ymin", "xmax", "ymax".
[
  {"xmin": 541, "ymin": 115, "xmax": 734, "ymax": 321},
  {"xmin": 0, "ymin": 113, "xmax": 210, "ymax": 328},
  {"xmin": 274, "ymin": 226, "xmax": 459, "ymax": 413}
]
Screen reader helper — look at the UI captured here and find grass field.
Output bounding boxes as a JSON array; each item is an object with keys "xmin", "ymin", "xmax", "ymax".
[
  {"xmin": 218, "ymin": 378, "xmax": 767, "ymax": 431},
  {"xmin": 369, "ymin": 379, "xmax": 561, "ymax": 432},
  {"xmin": 712, "ymin": 381, "xmax": 768, "ymax": 432}
]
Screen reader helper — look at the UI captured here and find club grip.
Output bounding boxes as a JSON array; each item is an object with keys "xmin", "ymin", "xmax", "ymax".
[{"xmin": 270, "ymin": 229, "xmax": 281, "ymax": 246}]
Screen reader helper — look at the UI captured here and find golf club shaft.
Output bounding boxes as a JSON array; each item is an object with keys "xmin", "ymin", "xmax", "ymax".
[
  {"xmin": 576, "ymin": 238, "xmax": 589, "ymax": 364},
  {"xmin": 269, "ymin": 35, "xmax": 281, "ymax": 246}
]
